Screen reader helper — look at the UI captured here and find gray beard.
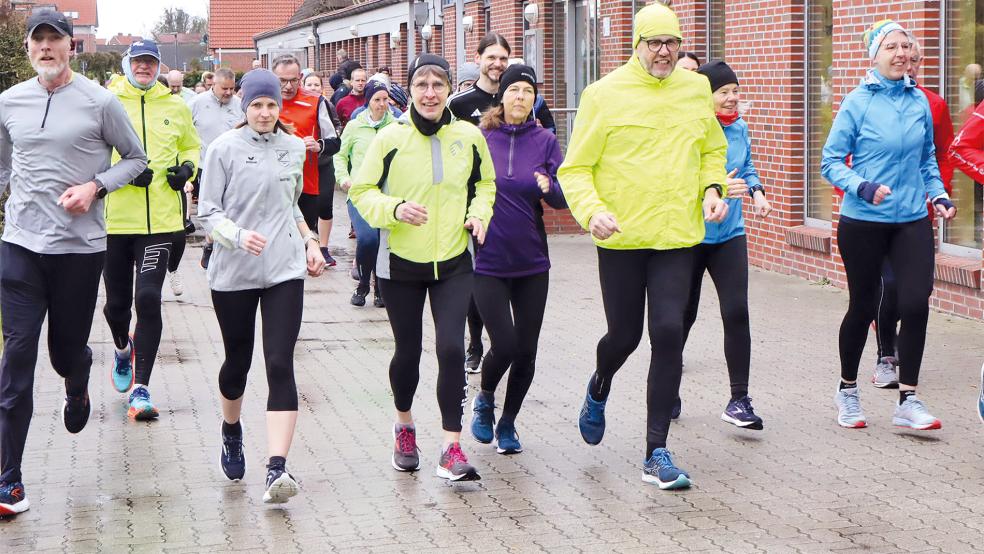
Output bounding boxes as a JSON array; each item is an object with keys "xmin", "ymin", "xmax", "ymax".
[{"xmin": 33, "ymin": 62, "xmax": 67, "ymax": 82}]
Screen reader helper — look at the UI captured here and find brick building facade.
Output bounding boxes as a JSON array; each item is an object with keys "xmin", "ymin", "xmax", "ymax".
[{"xmin": 249, "ymin": 0, "xmax": 984, "ymax": 319}]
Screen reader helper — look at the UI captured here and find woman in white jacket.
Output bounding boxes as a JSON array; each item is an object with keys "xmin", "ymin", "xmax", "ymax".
[{"xmin": 198, "ymin": 69, "xmax": 326, "ymax": 504}]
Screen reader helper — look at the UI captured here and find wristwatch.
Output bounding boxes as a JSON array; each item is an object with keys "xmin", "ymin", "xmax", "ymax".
[
  {"xmin": 96, "ymin": 185, "xmax": 108, "ymax": 199},
  {"xmin": 303, "ymin": 231, "xmax": 319, "ymax": 246}
]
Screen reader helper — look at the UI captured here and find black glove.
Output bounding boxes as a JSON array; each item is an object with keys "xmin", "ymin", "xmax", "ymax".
[
  {"xmin": 856, "ymin": 181, "xmax": 881, "ymax": 204},
  {"xmin": 933, "ymin": 197, "xmax": 955, "ymax": 211},
  {"xmin": 166, "ymin": 162, "xmax": 195, "ymax": 191},
  {"xmin": 131, "ymin": 167, "xmax": 154, "ymax": 188}
]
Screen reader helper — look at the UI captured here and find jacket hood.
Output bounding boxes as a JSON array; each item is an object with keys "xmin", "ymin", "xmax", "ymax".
[
  {"xmin": 862, "ymin": 68, "xmax": 915, "ymax": 91},
  {"xmin": 109, "ymin": 74, "xmax": 172, "ymax": 101},
  {"xmin": 494, "ymin": 119, "xmax": 538, "ymax": 134}
]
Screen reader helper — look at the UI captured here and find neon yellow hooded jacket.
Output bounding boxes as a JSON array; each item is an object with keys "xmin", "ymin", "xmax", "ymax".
[
  {"xmin": 349, "ymin": 113, "xmax": 496, "ymax": 280},
  {"xmin": 558, "ymin": 57, "xmax": 729, "ymax": 250},
  {"xmin": 107, "ymin": 76, "xmax": 200, "ymax": 234}
]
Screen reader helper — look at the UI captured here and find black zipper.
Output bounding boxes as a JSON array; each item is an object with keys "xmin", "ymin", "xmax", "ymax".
[
  {"xmin": 140, "ymin": 95, "xmax": 151, "ymax": 234},
  {"xmin": 41, "ymin": 90, "xmax": 53, "ymax": 129}
]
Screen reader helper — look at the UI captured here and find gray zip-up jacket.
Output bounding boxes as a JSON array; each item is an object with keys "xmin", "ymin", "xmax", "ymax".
[
  {"xmin": 0, "ymin": 73, "xmax": 148, "ymax": 254},
  {"xmin": 198, "ymin": 125, "xmax": 308, "ymax": 292}
]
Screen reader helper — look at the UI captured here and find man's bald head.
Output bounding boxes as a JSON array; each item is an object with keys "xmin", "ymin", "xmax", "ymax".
[{"xmin": 166, "ymin": 70, "xmax": 184, "ymax": 94}]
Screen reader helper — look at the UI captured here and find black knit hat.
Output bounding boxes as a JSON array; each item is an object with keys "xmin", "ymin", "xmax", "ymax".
[
  {"xmin": 407, "ymin": 53, "xmax": 452, "ymax": 88},
  {"xmin": 495, "ymin": 64, "xmax": 538, "ymax": 104},
  {"xmin": 697, "ymin": 60, "xmax": 739, "ymax": 93}
]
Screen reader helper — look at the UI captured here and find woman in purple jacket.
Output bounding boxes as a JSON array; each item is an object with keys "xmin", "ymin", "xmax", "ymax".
[{"xmin": 470, "ymin": 65, "xmax": 567, "ymax": 454}]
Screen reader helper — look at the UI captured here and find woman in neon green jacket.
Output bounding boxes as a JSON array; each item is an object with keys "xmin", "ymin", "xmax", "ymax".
[{"xmin": 349, "ymin": 54, "xmax": 495, "ymax": 482}]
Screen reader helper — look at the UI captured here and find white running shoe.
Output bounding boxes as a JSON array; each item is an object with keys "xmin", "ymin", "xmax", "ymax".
[
  {"xmin": 169, "ymin": 271, "xmax": 184, "ymax": 297},
  {"xmin": 834, "ymin": 386, "xmax": 866, "ymax": 428},
  {"xmin": 893, "ymin": 395, "xmax": 941, "ymax": 430}
]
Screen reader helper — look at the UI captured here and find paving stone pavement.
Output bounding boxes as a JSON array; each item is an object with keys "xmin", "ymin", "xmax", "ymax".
[{"xmin": 3, "ymin": 199, "xmax": 984, "ymax": 553}]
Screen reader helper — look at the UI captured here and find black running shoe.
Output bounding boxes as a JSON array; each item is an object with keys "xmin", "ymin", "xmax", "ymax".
[
  {"xmin": 465, "ymin": 344, "xmax": 482, "ymax": 374},
  {"xmin": 351, "ymin": 286, "xmax": 369, "ymax": 307},
  {"xmin": 373, "ymin": 288, "xmax": 385, "ymax": 308},
  {"xmin": 62, "ymin": 391, "xmax": 91, "ymax": 434},
  {"xmin": 263, "ymin": 464, "xmax": 299, "ymax": 504},
  {"xmin": 220, "ymin": 422, "xmax": 246, "ymax": 481}
]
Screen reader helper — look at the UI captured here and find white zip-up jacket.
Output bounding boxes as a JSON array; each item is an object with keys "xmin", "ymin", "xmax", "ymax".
[{"xmin": 198, "ymin": 125, "xmax": 307, "ymax": 291}]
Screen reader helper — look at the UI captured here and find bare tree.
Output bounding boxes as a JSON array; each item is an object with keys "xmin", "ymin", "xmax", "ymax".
[{"xmin": 152, "ymin": 7, "xmax": 207, "ymax": 39}]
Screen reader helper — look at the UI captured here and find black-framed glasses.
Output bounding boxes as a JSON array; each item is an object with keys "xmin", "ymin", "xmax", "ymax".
[
  {"xmin": 279, "ymin": 78, "xmax": 300, "ymax": 86},
  {"xmin": 643, "ymin": 37, "xmax": 681, "ymax": 54}
]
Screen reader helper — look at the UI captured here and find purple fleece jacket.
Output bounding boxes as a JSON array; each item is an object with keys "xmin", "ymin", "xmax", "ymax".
[{"xmin": 476, "ymin": 120, "xmax": 567, "ymax": 277}]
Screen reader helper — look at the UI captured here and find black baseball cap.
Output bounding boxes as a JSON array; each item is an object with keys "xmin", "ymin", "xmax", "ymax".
[{"xmin": 26, "ymin": 9, "xmax": 74, "ymax": 39}]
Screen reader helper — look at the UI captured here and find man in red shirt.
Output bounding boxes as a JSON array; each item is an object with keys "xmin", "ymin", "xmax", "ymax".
[
  {"xmin": 910, "ymin": 42, "xmax": 954, "ymax": 189},
  {"xmin": 270, "ymin": 55, "xmax": 341, "ymax": 266},
  {"xmin": 335, "ymin": 67, "xmax": 367, "ymax": 126}
]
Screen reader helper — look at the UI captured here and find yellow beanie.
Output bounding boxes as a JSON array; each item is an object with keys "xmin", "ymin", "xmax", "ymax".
[{"xmin": 633, "ymin": 3, "xmax": 682, "ymax": 47}]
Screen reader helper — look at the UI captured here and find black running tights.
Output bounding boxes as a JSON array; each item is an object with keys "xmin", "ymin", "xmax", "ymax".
[
  {"xmin": 837, "ymin": 217, "xmax": 934, "ymax": 386},
  {"xmin": 682, "ymin": 235, "xmax": 751, "ymax": 400},
  {"xmin": 474, "ymin": 272, "xmax": 549, "ymax": 424},
  {"xmin": 876, "ymin": 261, "xmax": 899, "ymax": 359},
  {"xmin": 590, "ymin": 247, "xmax": 694, "ymax": 456},
  {"xmin": 211, "ymin": 279, "xmax": 304, "ymax": 411},
  {"xmin": 379, "ymin": 272, "xmax": 472, "ymax": 432},
  {"xmin": 103, "ymin": 234, "xmax": 172, "ymax": 386}
]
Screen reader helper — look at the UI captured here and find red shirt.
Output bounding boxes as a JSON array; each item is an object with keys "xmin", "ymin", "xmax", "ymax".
[
  {"xmin": 950, "ymin": 99, "xmax": 984, "ymax": 185},
  {"xmin": 279, "ymin": 90, "xmax": 321, "ymax": 195},
  {"xmin": 336, "ymin": 93, "xmax": 365, "ymax": 127}
]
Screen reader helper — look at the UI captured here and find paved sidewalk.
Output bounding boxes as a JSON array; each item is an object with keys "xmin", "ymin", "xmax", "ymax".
[{"xmin": 3, "ymin": 201, "xmax": 984, "ymax": 553}]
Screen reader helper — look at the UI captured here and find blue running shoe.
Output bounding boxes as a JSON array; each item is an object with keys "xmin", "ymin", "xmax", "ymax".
[
  {"xmin": 495, "ymin": 421, "xmax": 522, "ymax": 454},
  {"xmin": 579, "ymin": 380, "xmax": 607, "ymax": 445},
  {"xmin": 111, "ymin": 336, "xmax": 134, "ymax": 393},
  {"xmin": 471, "ymin": 392, "xmax": 495, "ymax": 444},
  {"xmin": 721, "ymin": 396, "xmax": 764, "ymax": 430},
  {"xmin": 127, "ymin": 386, "xmax": 159, "ymax": 421},
  {"xmin": 0, "ymin": 481, "xmax": 29, "ymax": 516},
  {"xmin": 978, "ymin": 362, "xmax": 984, "ymax": 424},
  {"xmin": 220, "ymin": 422, "xmax": 246, "ymax": 481},
  {"xmin": 642, "ymin": 448, "xmax": 691, "ymax": 490}
]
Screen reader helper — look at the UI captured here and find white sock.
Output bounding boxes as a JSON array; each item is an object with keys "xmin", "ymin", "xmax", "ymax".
[{"xmin": 116, "ymin": 343, "xmax": 131, "ymax": 357}]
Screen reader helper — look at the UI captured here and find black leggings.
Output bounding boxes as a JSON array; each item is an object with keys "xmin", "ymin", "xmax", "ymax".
[
  {"xmin": 876, "ymin": 261, "xmax": 899, "ymax": 359},
  {"xmin": 298, "ymin": 192, "xmax": 319, "ymax": 231},
  {"xmin": 0, "ymin": 242, "xmax": 103, "ymax": 484},
  {"xmin": 169, "ymin": 230, "xmax": 186, "ymax": 273},
  {"xmin": 211, "ymin": 279, "xmax": 304, "ymax": 411},
  {"xmin": 682, "ymin": 235, "xmax": 751, "ymax": 400},
  {"xmin": 103, "ymin": 234, "xmax": 172, "ymax": 386},
  {"xmin": 379, "ymin": 272, "xmax": 472, "ymax": 432},
  {"xmin": 474, "ymin": 272, "xmax": 549, "ymax": 424},
  {"xmin": 591, "ymin": 247, "xmax": 694, "ymax": 456},
  {"xmin": 318, "ymin": 166, "xmax": 335, "ymax": 220},
  {"xmin": 837, "ymin": 217, "xmax": 934, "ymax": 386}
]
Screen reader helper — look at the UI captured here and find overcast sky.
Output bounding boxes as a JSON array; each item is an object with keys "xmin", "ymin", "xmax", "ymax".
[{"xmin": 95, "ymin": 0, "xmax": 209, "ymax": 39}]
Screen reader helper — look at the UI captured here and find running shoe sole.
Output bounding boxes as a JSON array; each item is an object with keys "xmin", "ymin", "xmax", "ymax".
[
  {"xmin": 128, "ymin": 405, "xmax": 160, "ymax": 421},
  {"xmin": 892, "ymin": 417, "xmax": 941, "ymax": 430},
  {"xmin": 871, "ymin": 379, "xmax": 899, "ymax": 389},
  {"xmin": 391, "ymin": 427, "xmax": 420, "ymax": 472},
  {"xmin": 220, "ymin": 423, "xmax": 247, "ymax": 481},
  {"xmin": 0, "ymin": 498, "xmax": 29, "ymax": 516},
  {"xmin": 435, "ymin": 466, "xmax": 481, "ymax": 482},
  {"xmin": 496, "ymin": 444, "xmax": 522, "ymax": 455},
  {"xmin": 720, "ymin": 413, "xmax": 764, "ymax": 430},
  {"xmin": 837, "ymin": 419, "xmax": 867, "ymax": 429},
  {"xmin": 641, "ymin": 472, "xmax": 691, "ymax": 490},
  {"xmin": 262, "ymin": 473, "xmax": 299, "ymax": 504}
]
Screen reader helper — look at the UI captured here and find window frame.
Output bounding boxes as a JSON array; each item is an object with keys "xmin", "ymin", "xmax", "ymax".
[{"xmin": 804, "ymin": 0, "xmax": 833, "ymax": 228}]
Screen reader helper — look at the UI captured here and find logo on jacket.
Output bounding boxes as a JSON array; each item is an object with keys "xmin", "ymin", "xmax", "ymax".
[
  {"xmin": 163, "ymin": 119, "xmax": 170, "ymax": 126},
  {"xmin": 450, "ymin": 140, "xmax": 463, "ymax": 157},
  {"xmin": 246, "ymin": 156, "xmax": 257, "ymax": 164},
  {"xmin": 276, "ymin": 150, "xmax": 291, "ymax": 167}
]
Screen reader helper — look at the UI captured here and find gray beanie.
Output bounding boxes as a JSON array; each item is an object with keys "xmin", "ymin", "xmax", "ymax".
[
  {"xmin": 457, "ymin": 62, "xmax": 480, "ymax": 86},
  {"xmin": 240, "ymin": 69, "xmax": 282, "ymax": 109}
]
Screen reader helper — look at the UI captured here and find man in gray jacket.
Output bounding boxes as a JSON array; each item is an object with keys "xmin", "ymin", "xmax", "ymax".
[{"xmin": 0, "ymin": 10, "xmax": 147, "ymax": 516}]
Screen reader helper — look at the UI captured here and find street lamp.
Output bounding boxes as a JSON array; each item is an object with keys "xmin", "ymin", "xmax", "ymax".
[{"xmin": 420, "ymin": 24, "xmax": 432, "ymax": 53}]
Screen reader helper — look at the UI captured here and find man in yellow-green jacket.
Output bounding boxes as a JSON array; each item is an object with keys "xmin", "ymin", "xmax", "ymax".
[
  {"xmin": 103, "ymin": 40, "xmax": 200, "ymax": 420},
  {"xmin": 559, "ymin": 3, "xmax": 728, "ymax": 490}
]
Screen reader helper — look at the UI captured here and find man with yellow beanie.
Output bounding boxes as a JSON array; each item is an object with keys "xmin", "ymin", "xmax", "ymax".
[{"xmin": 559, "ymin": 2, "xmax": 729, "ymax": 491}]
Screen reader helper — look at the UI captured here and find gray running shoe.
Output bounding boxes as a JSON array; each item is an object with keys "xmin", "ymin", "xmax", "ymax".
[
  {"xmin": 834, "ymin": 386, "xmax": 866, "ymax": 428},
  {"xmin": 392, "ymin": 424, "xmax": 421, "ymax": 472},
  {"xmin": 872, "ymin": 356, "xmax": 899, "ymax": 389},
  {"xmin": 893, "ymin": 395, "xmax": 941, "ymax": 430}
]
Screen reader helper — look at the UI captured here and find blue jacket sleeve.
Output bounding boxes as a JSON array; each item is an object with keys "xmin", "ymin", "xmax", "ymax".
[
  {"xmin": 821, "ymin": 93, "xmax": 867, "ymax": 197},
  {"xmin": 919, "ymin": 101, "xmax": 947, "ymax": 199},
  {"xmin": 542, "ymin": 133, "xmax": 567, "ymax": 209},
  {"xmin": 740, "ymin": 126, "xmax": 763, "ymax": 192}
]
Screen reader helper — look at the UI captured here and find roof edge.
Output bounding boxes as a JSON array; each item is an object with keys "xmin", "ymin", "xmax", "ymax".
[{"xmin": 253, "ymin": 0, "xmax": 402, "ymax": 41}]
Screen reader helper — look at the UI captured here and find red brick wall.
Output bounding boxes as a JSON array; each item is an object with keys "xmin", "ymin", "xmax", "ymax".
[{"xmin": 215, "ymin": 51, "xmax": 255, "ymax": 73}]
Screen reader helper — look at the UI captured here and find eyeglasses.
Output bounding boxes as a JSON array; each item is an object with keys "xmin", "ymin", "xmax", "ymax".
[
  {"xmin": 412, "ymin": 81, "xmax": 448, "ymax": 94},
  {"xmin": 643, "ymin": 37, "xmax": 681, "ymax": 54},
  {"xmin": 278, "ymin": 78, "xmax": 300, "ymax": 86}
]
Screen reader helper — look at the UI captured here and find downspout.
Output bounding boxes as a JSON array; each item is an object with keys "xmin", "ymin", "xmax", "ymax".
[{"xmin": 312, "ymin": 23, "xmax": 321, "ymax": 71}]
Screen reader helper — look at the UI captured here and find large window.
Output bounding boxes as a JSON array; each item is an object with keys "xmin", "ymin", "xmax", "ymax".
[
  {"xmin": 943, "ymin": 0, "xmax": 984, "ymax": 252},
  {"xmin": 707, "ymin": 0, "xmax": 725, "ymax": 61},
  {"xmin": 806, "ymin": 0, "xmax": 833, "ymax": 222}
]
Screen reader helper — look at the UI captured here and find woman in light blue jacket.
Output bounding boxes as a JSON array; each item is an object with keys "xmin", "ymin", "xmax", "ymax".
[
  {"xmin": 821, "ymin": 20, "xmax": 955, "ymax": 432},
  {"xmin": 680, "ymin": 61, "xmax": 771, "ymax": 430}
]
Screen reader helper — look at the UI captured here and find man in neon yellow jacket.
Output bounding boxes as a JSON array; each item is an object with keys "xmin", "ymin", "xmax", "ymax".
[
  {"xmin": 559, "ymin": 3, "xmax": 729, "ymax": 491},
  {"xmin": 104, "ymin": 40, "xmax": 200, "ymax": 421}
]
